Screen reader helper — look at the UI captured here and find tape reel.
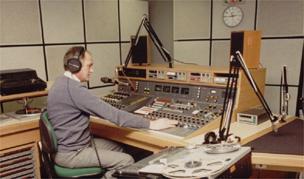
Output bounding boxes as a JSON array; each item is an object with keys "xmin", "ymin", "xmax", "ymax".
[
  {"xmin": 204, "ymin": 143, "xmax": 241, "ymax": 154},
  {"xmin": 162, "ymin": 158, "xmax": 225, "ymax": 179}
]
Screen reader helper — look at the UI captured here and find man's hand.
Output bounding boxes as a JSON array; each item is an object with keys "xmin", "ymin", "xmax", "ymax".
[{"xmin": 149, "ymin": 118, "xmax": 178, "ymax": 130}]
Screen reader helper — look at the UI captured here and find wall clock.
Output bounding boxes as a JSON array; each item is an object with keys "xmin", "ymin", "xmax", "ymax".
[{"xmin": 223, "ymin": 6, "xmax": 243, "ymax": 27}]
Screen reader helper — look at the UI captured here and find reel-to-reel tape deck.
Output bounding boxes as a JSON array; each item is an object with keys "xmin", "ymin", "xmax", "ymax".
[{"xmin": 114, "ymin": 145, "xmax": 252, "ymax": 179}]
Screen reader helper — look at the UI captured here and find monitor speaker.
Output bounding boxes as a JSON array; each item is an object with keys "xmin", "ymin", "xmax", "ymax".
[
  {"xmin": 230, "ymin": 31, "xmax": 261, "ymax": 68},
  {"xmin": 131, "ymin": 35, "xmax": 151, "ymax": 65}
]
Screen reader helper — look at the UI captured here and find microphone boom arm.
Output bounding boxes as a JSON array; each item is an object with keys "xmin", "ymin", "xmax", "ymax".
[
  {"xmin": 218, "ymin": 51, "xmax": 284, "ymax": 142},
  {"xmin": 124, "ymin": 15, "xmax": 173, "ymax": 68}
]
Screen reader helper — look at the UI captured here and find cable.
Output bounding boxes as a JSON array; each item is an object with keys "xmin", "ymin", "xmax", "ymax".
[
  {"xmin": 173, "ymin": 58, "xmax": 199, "ymax": 65},
  {"xmin": 90, "ymin": 134, "xmax": 103, "ymax": 169}
]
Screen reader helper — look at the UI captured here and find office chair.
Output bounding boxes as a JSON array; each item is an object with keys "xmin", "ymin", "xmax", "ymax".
[{"xmin": 39, "ymin": 110, "xmax": 105, "ymax": 178}]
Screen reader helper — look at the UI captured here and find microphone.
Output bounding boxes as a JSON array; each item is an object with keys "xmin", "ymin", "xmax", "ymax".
[
  {"xmin": 114, "ymin": 80, "xmax": 129, "ymax": 86},
  {"xmin": 100, "ymin": 77, "xmax": 113, "ymax": 83},
  {"xmin": 100, "ymin": 77, "xmax": 129, "ymax": 86}
]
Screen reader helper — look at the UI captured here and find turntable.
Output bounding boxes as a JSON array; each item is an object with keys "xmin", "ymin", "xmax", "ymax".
[
  {"xmin": 15, "ymin": 97, "xmax": 41, "ymax": 116},
  {"xmin": 15, "ymin": 107, "xmax": 41, "ymax": 115}
]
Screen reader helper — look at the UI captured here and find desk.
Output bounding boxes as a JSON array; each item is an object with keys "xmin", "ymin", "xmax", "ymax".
[
  {"xmin": 0, "ymin": 83, "xmax": 51, "ymax": 178},
  {"xmin": 1, "ymin": 114, "xmax": 301, "ymax": 177},
  {"xmin": 91, "ymin": 116, "xmax": 304, "ymax": 173},
  {"xmin": 0, "ymin": 116, "xmax": 40, "ymax": 178}
]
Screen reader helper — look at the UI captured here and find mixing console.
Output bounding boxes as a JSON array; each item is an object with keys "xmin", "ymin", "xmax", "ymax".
[
  {"xmin": 102, "ymin": 80, "xmax": 228, "ymax": 137},
  {"xmin": 101, "ymin": 64, "xmax": 266, "ymax": 138}
]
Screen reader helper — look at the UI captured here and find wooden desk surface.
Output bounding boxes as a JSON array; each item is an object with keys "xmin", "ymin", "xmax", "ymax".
[
  {"xmin": 0, "ymin": 116, "xmax": 39, "ymax": 136},
  {"xmin": 91, "ymin": 116, "xmax": 304, "ymax": 172},
  {"xmin": 90, "ymin": 117, "xmax": 187, "ymax": 153}
]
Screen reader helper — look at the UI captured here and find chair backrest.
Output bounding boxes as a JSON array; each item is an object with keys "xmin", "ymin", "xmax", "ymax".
[{"xmin": 40, "ymin": 110, "xmax": 58, "ymax": 155}]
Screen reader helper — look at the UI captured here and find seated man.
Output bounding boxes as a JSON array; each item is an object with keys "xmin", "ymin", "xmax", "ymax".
[{"xmin": 47, "ymin": 46, "xmax": 177, "ymax": 178}]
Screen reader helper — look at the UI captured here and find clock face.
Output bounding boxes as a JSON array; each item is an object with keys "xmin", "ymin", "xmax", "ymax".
[{"xmin": 223, "ymin": 6, "xmax": 243, "ymax": 27}]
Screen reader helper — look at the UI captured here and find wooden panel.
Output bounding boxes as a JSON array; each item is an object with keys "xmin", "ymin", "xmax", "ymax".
[
  {"xmin": 231, "ymin": 31, "xmax": 261, "ymax": 68},
  {"xmin": 0, "ymin": 129, "xmax": 40, "ymax": 150},
  {"xmin": 234, "ymin": 68, "xmax": 266, "ymax": 120},
  {"xmin": 0, "ymin": 139, "xmax": 41, "ymax": 179},
  {"xmin": 0, "ymin": 119, "xmax": 40, "ymax": 178},
  {"xmin": 252, "ymin": 153, "xmax": 304, "ymax": 172},
  {"xmin": 0, "ymin": 119, "xmax": 39, "ymax": 136}
]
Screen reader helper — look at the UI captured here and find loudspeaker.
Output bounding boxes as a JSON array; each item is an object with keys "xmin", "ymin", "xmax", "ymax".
[
  {"xmin": 230, "ymin": 31, "xmax": 261, "ymax": 68},
  {"xmin": 67, "ymin": 47, "xmax": 85, "ymax": 73},
  {"xmin": 131, "ymin": 35, "xmax": 151, "ymax": 65}
]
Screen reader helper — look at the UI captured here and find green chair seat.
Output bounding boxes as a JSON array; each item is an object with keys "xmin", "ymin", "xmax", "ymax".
[{"xmin": 54, "ymin": 164, "xmax": 105, "ymax": 178}]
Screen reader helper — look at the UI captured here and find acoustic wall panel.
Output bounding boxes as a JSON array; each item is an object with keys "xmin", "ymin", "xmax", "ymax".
[
  {"xmin": 0, "ymin": 0, "xmax": 41, "ymax": 45},
  {"xmin": 0, "ymin": 47, "xmax": 46, "ymax": 80},
  {"xmin": 174, "ymin": 0, "xmax": 211, "ymax": 40},
  {"xmin": 41, "ymin": 0, "xmax": 84, "ymax": 43},
  {"xmin": 174, "ymin": 41, "xmax": 209, "ymax": 66},
  {"xmin": 257, "ymin": 0, "xmax": 304, "ymax": 37},
  {"xmin": 87, "ymin": 44, "xmax": 120, "ymax": 87},
  {"xmin": 120, "ymin": 0, "xmax": 149, "ymax": 41},
  {"xmin": 45, "ymin": 45, "xmax": 76, "ymax": 81},
  {"xmin": 211, "ymin": 40, "xmax": 230, "ymax": 67},
  {"xmin": 84, "ymin": 0, "xmax": 119, "ymax": 42},
  {"xmin": 149, "ymin": 1, "xmax": 173, "ymax": 64},
  {"xmin": 120, "ymin": 43, "xmax": 131, "ymax": 66},
  {"xmin": 260, "ymin": 39, "xmax": 303, "ymax": 85}
]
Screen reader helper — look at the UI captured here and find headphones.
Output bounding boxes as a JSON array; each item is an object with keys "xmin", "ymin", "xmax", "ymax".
[{"xmin": 66, "ymin": 46, "xmax": 85, "ymax": 74}]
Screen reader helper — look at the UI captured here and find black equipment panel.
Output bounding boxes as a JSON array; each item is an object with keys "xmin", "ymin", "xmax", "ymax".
[{"xmin": 0, "ymin": 68, "xmax": 47, "ymax": 96}]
